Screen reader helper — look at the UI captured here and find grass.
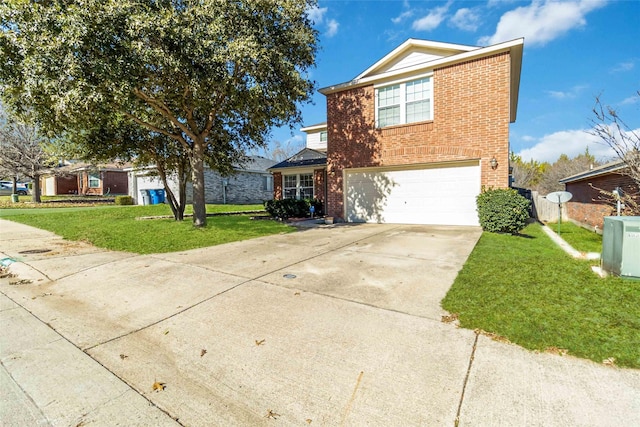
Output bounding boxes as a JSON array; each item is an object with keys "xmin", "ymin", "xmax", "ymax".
[
  {"xmin": 442, "ymin": 222, "xmax": 640, "ymax": 369},
  {"xmin": 546, "ymin": 221, "xmax": 603, "ymax": 253},
  {"xmin": 0, "ymin": 203, "xmax": 293, "ymax": 254}
]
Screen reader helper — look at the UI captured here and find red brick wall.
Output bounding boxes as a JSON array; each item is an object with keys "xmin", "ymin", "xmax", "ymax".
[
  {"xmin": 273, "ymin": 172, "xmax": 282, "ymax": 200},
  {"xmin": 314, "ymin": 168, "xmax": 326, "ymax": 206},
  {"xmin": 326, "ymin": 52, "xmax": 512, "ymax": 220},
  {"xmin": 565, "ymin": 173, "xmax": 638, "ymax": 229}
]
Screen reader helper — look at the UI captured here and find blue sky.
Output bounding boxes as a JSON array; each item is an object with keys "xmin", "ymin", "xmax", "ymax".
[{"xmin": 269, "ymin": 0, "xmax": 640, "ymax": 164}]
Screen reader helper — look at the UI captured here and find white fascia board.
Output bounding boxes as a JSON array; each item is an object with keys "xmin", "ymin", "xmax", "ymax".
[
  {"xmin": 268, "ymin": 166, "xmax": 324, "ymax": 174},
  {"xmin": 301, "ymin": 123, "xmax": 328, "ymax": 133},
  {"xmin": 354, "ymin": 38, "xmax": 478, "ymax": 81},
  {"xmin": 320, "ymin": 38, "xmax": 524, "ymax": 95},
  {"xmin": 372, "ymin": 71, "xmax": 434, "ymax": 89}
]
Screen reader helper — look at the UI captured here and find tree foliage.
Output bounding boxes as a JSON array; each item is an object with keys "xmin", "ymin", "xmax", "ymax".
[
  {"xmin": 0, "ymin": 0, "xmax": 318, "ymax": 226},
  {"xmin": 535, "ymin": 149, "xmax": 599, "ymax": 195},
  {"xmin": 509, "ymin": 152, "xmax": 544, "ymax": 189}
]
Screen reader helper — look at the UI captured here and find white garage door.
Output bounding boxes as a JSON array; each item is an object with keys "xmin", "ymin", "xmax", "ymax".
[{"xmin": 345, "ymin": 162, "xmax": 480, "ymax": 226}]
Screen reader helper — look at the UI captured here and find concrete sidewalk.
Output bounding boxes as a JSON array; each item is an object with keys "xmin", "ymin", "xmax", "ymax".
[{"xmin": 1, "ymin": 218, "xmax": 639, "ymax": 426}]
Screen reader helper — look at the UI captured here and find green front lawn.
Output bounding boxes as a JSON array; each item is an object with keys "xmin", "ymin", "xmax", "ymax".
[
  {"xmin": 442, "ymin": 222, "xmax": 639, "ymax": 369},
  {"xmin": 0, "ymin": 204, "xmax": 292, "ymax": 254},
  {"xmin": 547, "ymin": 221, "xmax": 603, "ymax": 253}
]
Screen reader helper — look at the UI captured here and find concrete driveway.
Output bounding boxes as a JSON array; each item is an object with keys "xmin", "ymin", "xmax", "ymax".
[{"xmin": 1, "ymin": 219, "xmax": 639, "ymax": 426}]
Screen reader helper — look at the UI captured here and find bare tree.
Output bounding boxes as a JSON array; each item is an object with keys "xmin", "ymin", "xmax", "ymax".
[
  {"xmin": 535, "ymin": 149, "xmax": 599, "ymax": 195},
  {"xmin": 588, "ymin": 92, "xmax": 640, "ymax": 215},
  {"xmin": 252, "ymin": 138, "xmax": 306, "ymax": 162},
  {"xmin": 0, "ymin": 107, "xmax": 51, "ymax": 202}
]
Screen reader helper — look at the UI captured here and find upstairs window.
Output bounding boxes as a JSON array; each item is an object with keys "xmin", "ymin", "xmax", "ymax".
[
  {"xmin": 376, "ymin": 76, "xmax": 432, "ymax": 127},
  {"xmin": 319, "ymin": 131, "xmax": 328, "ymax": 142}
]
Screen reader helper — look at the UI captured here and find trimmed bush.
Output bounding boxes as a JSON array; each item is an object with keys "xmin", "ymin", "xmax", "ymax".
[
  {"xmin": 115, "ymin": 195, "xmax": 134, "ymax": 205},
  {"xmin": 264, "ymin": 198, "xmax": 323, "ymax": 220},
  {"xmin": 476, "ymin": 188, "xmax": 530, "ymax": 234}
]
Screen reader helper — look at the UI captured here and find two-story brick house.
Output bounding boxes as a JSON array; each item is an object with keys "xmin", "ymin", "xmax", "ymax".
[{"xmin": 272, "ymin": 37, "xmax": 524, "ymax": 225}]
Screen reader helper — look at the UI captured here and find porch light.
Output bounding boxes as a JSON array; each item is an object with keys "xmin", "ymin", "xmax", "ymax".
[{"xmin": 490, "ymin": 157, "xmax": 498, "ymax": 170}]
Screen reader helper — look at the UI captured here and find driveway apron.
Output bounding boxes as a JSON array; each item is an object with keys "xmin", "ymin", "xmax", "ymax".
[{"xmin": 1, "ymin": 219, "xmax": 639, "ymax": 426}]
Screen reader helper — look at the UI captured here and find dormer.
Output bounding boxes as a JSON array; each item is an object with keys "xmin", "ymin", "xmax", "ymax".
[{"xmin": 301, "ymin": 122, "xmax": 328, "ymax": 152}]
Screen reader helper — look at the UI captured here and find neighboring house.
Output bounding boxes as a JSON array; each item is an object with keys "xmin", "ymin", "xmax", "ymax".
[
  {"xmin": 269, "ymin": 122, "xmax": 328, "ymax": 205},
  {"xmin": 271, "ymin": 37, "xmax": 524, "ymax": 225},
  {"xmin": 40, "ymin": 162, "xmax": 129, "ymax": 196},
  {"xmin": 128, "ymin": 156, "xmax": 277, "ymax": 205},
  {"xmin": 560, "ymin": 160, "xmax": 639, "ymax": 229}
]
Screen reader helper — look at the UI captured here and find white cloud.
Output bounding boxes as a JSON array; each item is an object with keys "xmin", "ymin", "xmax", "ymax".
[
  {"xmin": 545, "ymin": 85, "xmax": 588, "ymax": 100},
  {"xmin": 412, "ymin": 1, "xmax": 452, "ymax": 32},
  {"xmin": 517, "ymin": 128, "xmax": 618, "ymax": 163},
  {"xmin": 307, "ymin": 6, "xmax": 327, "ymax": 24},
  {"xmin": 450, "ymin": 8, "xmax": 481, "ymax": 32},
  {"xmin": 392, "ymin": 10, "xmax": 414, "ymax": 24},
  {"xmin": 620, "ymin": 95, "xmax": 640, "ymax": 105},
  {"xmin": 610, "ymin": 61, "xmax": 635, "ymax": 73},
  {"xmin": 326, "ymin": 19, "xmax": 339, "ymax": 37},
  {"xmin": 479, "ymin": 0, "xmax": 607, "ymax": 47},
  {"xmin": 307, "ymin": 6, "xmax": 339, "ymax": 38}
]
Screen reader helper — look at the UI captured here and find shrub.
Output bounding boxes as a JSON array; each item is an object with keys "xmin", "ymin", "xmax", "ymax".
[
  {"xmin": 115, "ymin": 195, "xmax": 134, "ymax": 205},
  {"xmin": 476, "ymin": 188, "xmax": 530, "ymax": 234},
  {"xmin": 264, "ymin": 198, "xmax": 323, "ymax": 219}
]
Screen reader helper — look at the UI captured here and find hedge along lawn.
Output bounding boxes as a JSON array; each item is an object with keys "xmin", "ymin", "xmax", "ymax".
[
  {"xmin": 0, "ymin": 203, "xmax": 293, "ymax": 254},
  {"xmin": 441, "ymin": 222, "xmax": 640, "ymax": 369}
]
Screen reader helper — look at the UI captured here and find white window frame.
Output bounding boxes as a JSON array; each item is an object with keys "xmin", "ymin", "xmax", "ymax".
[
  {"xmin": 319, "ymin": 131, "xmax": 328, "ymax": 142},
  {"xmin": 375, "ymin": 74, "xmax": 433, "ymax": 128},
  {"xmin": 283, "ymin": 173, "xmax": 314, "ymax": 200},
  {"xmin": 88, "ymin": 173, "xmax": 100, "ymax": 188}
]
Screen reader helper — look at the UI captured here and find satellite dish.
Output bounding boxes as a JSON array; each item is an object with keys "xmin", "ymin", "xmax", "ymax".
[{"xmin": 546, "ymin": 191, "xmax": 572, "ymax": 203}]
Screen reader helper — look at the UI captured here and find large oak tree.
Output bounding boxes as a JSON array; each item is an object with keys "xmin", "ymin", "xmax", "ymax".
[{"xmin": 0, "ymin": 0, "xmax": 318, "ymax": 226}]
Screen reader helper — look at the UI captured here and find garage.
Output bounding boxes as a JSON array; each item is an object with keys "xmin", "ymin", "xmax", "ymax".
[{"xmin": 344, "ymin": 161, "xmax": 481, "ymax": 226}]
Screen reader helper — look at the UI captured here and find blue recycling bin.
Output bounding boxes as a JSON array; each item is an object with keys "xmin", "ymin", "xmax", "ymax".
[
  {"xmin": 147, "ymin": 189, "xmax": 159, "ymax": 205},
  {"xmin": 155, "ymin": 188, "xmax": 165, "ymax": 203}
]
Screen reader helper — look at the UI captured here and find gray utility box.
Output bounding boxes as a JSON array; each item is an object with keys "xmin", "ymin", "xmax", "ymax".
[{"xmin": 602, "ymin": 216, "xmax": 640, "ymax": 278}]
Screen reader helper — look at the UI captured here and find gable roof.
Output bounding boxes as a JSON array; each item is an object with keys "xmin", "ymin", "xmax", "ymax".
[
  {"xmin": 354, "ymin": 39, "xmax": 478, "ymax": 80},
  {"xmin": 268, "ymin": 148, "xmax": 327, "ymax": 171},
  {"xmin": 238, "ymin": 155, "xmax": 278, "ymax": 173},
  {"xmin": 319, "ymin": 38, "xmax": 524, "ymax": 123},
  {"xmin": 560, "ymin": 160, "xmax": 627, "ymax": 184}
]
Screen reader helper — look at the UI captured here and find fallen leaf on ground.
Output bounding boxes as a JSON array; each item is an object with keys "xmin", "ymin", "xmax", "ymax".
[
  {"xmin": 603, "ymin": 357, "xmax": 616, "ymax": 366},
  {"xmin": 475, "ymin": 329, "xmax": 511, "ymax": 344},
  {"xmin": 163, "ymin": 330, "xmax": 169, "ymax": 335},
  {"xmin": 9, "ymin": 279, "xmax": 32, "ymax": 285},
  {"xmin": 119, "ymin": 354, "xmax": 128, "ymax": 360},
  {"xmin": 152, "ymin": 381, "xmax": 166, "ymax": 392},
  {"xmin": 264, "ymin": 409, "xmax": 279, "ymax": 419},
  {"xmin": 200, "ymin": 349, "xmax": 207, "ymax": 357},
  {"xmin": 441, "ymin": 313, "xmax": 459, "ymax": 323},
  {"xmin": 255, "ymin": 339, "xmax": 266, "ymax": 346},
  {"xmin": 545, "ymin": 347, "xmax": 568, "ymax": 356}
]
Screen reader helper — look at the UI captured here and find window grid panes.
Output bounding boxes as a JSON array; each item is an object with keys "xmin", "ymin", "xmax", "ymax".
[
  {"xmin": 320, "ymin": 131, "xmax": 328, "ymax": 142},
  {"xmin": 283, "ymin": 174, "xmax": 314, "ymax": 200},
  {"xmin": 376, "ymin": 77, "xmax": 432, "ymax": 127}
]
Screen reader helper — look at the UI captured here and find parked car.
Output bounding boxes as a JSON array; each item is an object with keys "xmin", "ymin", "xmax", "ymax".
[{"xmin": 0, "ymin": 181, "xmax": 29, "ymax": 195}]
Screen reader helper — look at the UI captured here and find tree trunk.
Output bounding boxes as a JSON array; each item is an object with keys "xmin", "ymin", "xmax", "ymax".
[
  {"xmin": 191, "ymin": 138, "xmax": 207, "ymax": 227},
  {"xmin": 31, "ymin": 173, "xmax": 41, "ymax": 203}
]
